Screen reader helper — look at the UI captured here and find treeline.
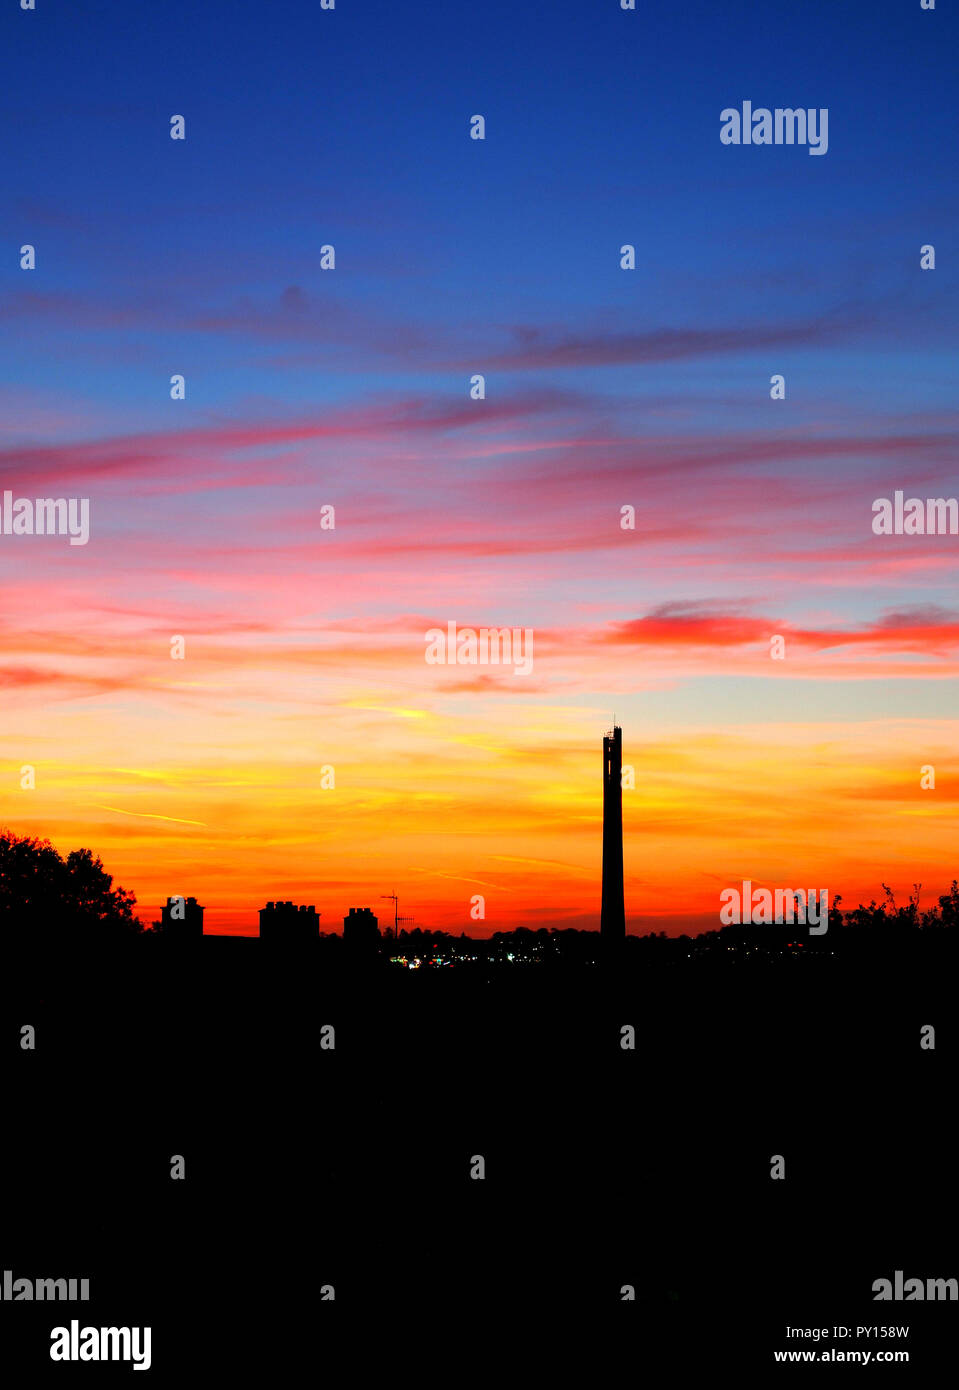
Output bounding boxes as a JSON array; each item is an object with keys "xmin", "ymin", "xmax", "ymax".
[{"xmin": 0, "ymin": 828, "xmax": 137, "ymax": 937}]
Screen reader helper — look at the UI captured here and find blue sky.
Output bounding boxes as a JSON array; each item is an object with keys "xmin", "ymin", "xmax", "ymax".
[{"xmin": 1, "ymin": 0, "xmax": 958, "ymax": 932}]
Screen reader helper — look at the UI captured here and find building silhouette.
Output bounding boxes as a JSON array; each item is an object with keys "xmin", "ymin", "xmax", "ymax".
[
  {"xmin": 343, "ymin": 907, "xmax": 380, "ymax": 948},
  {"xmin": 160, "ymin": 895, "xmax": 204, "ymax": 938},
  {"xmin": 601, "ymin": 725, "xmax": 625, "ymax": 940},
  {"xmin": 259, "ymin": 900, "xmax": 320, "ymax": 943}
]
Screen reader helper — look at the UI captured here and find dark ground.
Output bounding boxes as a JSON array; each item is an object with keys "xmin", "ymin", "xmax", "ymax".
[{"xmin": 2, "ymin": 935, "xmax": 956, "ymax": 1379}]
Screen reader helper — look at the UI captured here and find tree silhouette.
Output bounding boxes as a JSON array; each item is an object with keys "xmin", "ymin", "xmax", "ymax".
[
  {"xmin": 0, "ymin": 828, "xmax": 139, "ymax": 940},
  {"xmin": 930, "ymin": 880, "xmax": 959, "ymax": 928}
]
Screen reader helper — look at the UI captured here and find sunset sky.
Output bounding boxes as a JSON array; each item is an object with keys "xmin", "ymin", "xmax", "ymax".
[{"xmin": 2, "ymin": 0, "xmax": 958, "ymax": 935}]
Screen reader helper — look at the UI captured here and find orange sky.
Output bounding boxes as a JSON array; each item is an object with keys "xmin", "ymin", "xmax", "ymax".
[
  {"xmin": 4, "ymin": 654, "xmax": 958, "ymax": 935},
  {"xmin": 3, "ymin": 327, "xmax": 959, "ymax": 936}
]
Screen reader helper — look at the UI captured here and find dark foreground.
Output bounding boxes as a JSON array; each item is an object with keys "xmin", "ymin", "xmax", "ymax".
[{"xmin": 2, "ymin": 935, "xmax": 956, "ymax": 1379}]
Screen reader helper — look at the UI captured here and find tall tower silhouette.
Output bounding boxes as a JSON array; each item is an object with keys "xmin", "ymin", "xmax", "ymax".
[{"xmin": 601, "ymin": 725, "xmax": 625, "ymax": 940}]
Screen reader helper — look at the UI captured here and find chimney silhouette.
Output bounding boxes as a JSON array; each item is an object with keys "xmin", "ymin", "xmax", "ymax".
[
  {"xmin": 258, "ymin": 900, "xmax": 320, "ymax": 943},
  {"xmin": 343, "ymin": 907, "xmax": 380, "ymax": 948},
  {"xmin": 161, "ymin": 895, "xmax": 204, "ymax": 939},
  {"xmin": 601, "ymin": 725, "xmax": 625, "ymax": 940}
]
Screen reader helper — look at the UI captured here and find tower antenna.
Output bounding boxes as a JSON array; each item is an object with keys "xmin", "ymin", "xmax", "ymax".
[
  {"xmin": 601, "ymin": 724, "xmax": 626, "ymax": 942},
  {"xmin": 380, "ymin": 891, "xmax": 415, "ymax": 948}
]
